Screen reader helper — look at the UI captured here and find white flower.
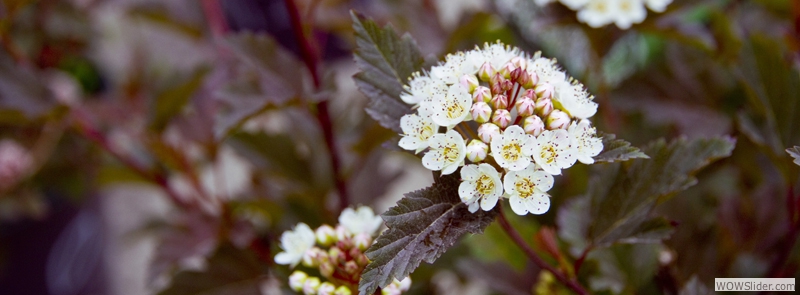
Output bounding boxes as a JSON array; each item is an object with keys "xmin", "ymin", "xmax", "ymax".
[
  {"xmin": 431, "ymin": 52, "xmax": 480, "ymax": 85},
  {"xmin": 479, "ymin": 42, "xmax": 519, "ymax": 69},
  {"xmin": 612, "ymin": 0, "xmax": 647, "ymax": 29},
  {"xmin": 458, "ymin": 164, "xmax": 504, "ymax": 213},
  {"xmin": 399, "ymin": 113, "xmax": 439, "ymax": 153},
  {"xmin": 577, "ymin": 0, "xmax": 618, "ymax": 28},
  {"xmin": 532, "ymin": 129, "xmax": 577, "ymax": 175},
  {"xmin": 568, "ymin": 120, "xmax": 603, "ymax": 164},
  {"xmin": 339, "ymin": 206, "xmax": 383, "ymax": 236},
  {"xmin": 491, "ymin": 125, "xmax": 535, "ymax": 171},
  {"xmin": 425, "ymin": 84, "xmax": 473, "ymax": 128},
  {"xmin": 645, "ymin": 0, "xmax": 672, "ymax": 12},
  {"xmin": 560, "ymin": 0, "xmax": 589, "ymax": 10},
  {"xmin": 503, "ymin": 165, "xmax": 554, "ymax": 215},
  {"xmin": 274, "ymin": 223, "xmax": 316, "ymax": 267},
  {"xmin": 528, "ymin": 57, "xmax": 565, "ymax": 85},
  {"xmin": 401, "ymin": 73, "xmax": 449, "ymax": 105},
  {"xmin": 423, "ymin": 129, "xmax": 467, "ymax": 175},
  {"xmin": 553, "ymin": 81, "xmax": 598, "ymax": 119}
]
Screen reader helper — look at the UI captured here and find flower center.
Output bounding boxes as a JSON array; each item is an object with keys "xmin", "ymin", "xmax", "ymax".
[
  {"xmin": 442, "ymin": 142, "xmax": 460, "ymax": 163},
  {"xmin": 475, "ymin": 174, "xmax": 495, "ymax": 195},
  {"xmin": 445, "ymin": 100, "xmax": 466, "ymax": 119},
  {"xmin": 515, "ymin": 177, "xmax": 535, "ymax": 198},
  {"xmin": 418, "ymin": 124, "xmax": 435, "ymax": 140},
  {"xmin": 501, "ymin": 142, "xmax": 522, "ymax": 162},
  {"xmin": 540, "ymin": 144, "xmax": 557, "ymax": 164}
]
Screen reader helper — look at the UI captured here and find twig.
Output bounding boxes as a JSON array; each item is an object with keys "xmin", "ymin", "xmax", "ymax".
[
  {"xmin": 283, "ymin": 0, "xmax": 349, "ymax": 211},
  {"xmin": 497, "ymin": 205, "xmax": 590, "ymax": 295},
  {"xmin": 71, "ymin": 110, "xmax": 192, "ymax": 209}
]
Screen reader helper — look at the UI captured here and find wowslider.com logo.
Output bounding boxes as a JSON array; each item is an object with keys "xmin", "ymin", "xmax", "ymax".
[{"xmin": 715, "ymin": 278, "xmax": 795, "ymax": 291}]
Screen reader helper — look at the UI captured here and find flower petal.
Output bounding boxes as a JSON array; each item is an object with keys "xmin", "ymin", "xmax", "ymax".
[
  {"xmin": 509, "ymin": 195, "xmax": 529, "ymax": 215},
  {"xmin": 527, "ymin": 193, "xmax": 551, "ymax": 215}
]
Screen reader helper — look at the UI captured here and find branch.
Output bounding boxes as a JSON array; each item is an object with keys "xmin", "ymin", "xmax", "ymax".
[
  {"xmin": 497, "ymin": 205, "xmax": 590, "ymax": 295},
  {"xmin": 283, "ymin": 0, "xmax": 349, "ymax": 211}
]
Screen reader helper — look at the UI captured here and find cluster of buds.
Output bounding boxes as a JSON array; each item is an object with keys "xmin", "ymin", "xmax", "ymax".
[
  {"xmin": 398, "ymin": 42, "xmax": 604, "ymax": 216},
  {"xmin": 275, "ymin": 206, "xmax": 411, "ymax": 295}
]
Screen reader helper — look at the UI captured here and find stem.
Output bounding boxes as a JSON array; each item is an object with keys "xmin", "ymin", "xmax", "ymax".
[
  {"xmin": 496, "ymin": 205, "xmax": 590, "ymax": 295},
  {"xmin": 72, "ymin": 110, "xmax": 191, "ymax": 209},
  {"xmin": 573, "ymin": 246, "xmax": 592, "ymax": 275},
  {"xmin": 283, "ymin": 0, "xmax": 349, "ymax": 211}
]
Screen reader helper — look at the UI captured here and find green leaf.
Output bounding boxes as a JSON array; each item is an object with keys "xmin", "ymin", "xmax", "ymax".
[
  {"xmin": 157, "ymin": 243, "xmax": 265, "ymax": 295},
  {"xmin": 593, "ymin": 133, "xmax": 649, "ymax": 163},
  {"xmin": 149, "ymin": 68, "xmax": 208, "ymax": 132},
  {"xmin": 351, "ymin": 11, "xmax": 425, "ymax": 133},
  {"xmin": 359, "ymin": 173, "xmax": 497, "ymax": 294},
  {"xmin": 787, "ymin": 146, "xmax": 800, "ymax": 166},
  {"xmin": 588, "ymin": 137, "xmax": 734, "ymax": 248}
]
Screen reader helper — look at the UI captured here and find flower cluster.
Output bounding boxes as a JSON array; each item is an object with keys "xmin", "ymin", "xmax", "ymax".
[
  {"xmin": 275, "ymin": 206, "xmax": 411, "ymax": 295},
  {"xmin": 398, "ymin": 42, "xmax": 603, "ymax": 216},
  {"xmin": 535, "ymin": 0, "xmax": 673, "ymax": 29}
]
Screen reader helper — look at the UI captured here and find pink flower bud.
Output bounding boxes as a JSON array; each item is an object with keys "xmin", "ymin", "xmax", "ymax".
[
  {"xmin": 490, "ymin": 73, "xmax": 505, "ymax": 88},
  {"xmin": 524, "ymin": 115, "xmax": 545, "ymax": 137},
  {"xmin": 478, "ymin": 62, "xmax": 496, "ymax": 82},
  {"xmin": 491, "ymin": 94, "xmax": 509, "ymax": 110},
  {"xmin": 517, "ymin": 69, "xmax": 531, "ymax": 86},
  {"xmin": 499, "ymin": 62, "xmax": 515, "ymax": 78},
  {"xmin": 466, "ymin": 140, "xmax": 489, "ymax": 163},
  {"xmin": 527, "ymin": 71, "xmax": 539, "ymax": 88},
  {"xmin": 471, "ymin": 102, "xmax": 492, "ymax": 123},
  {"xmin": 535, "ymin": 96, "xmax": 554, "ymax": 117},
  {"xmin": 478, "ymin": 123, "xmax": 501, "ymax": 143},
  {"xmin": 289, "ymin": 271, "xmax": 308, "ymax": 291},
  {"xmin": 473, "ymin": 86, "xmax": 491, "ymax": 103},
  {"xmin": 303, "ymin": 277, "xmax": 321, "ymax": 295},
  {"xmin": 320, "ymin": 261, "xmax": 335, "ymax": 278},
  {"xmin": 535, "ymin": 82, "xmax": 554, "ymax": 99},
  {"xmin": 460, "ymin": 74, "xmax": 479, "ymax": 93},
  {"xmin": 502, "ymin": 80, "xmax": 514, "ymax": 92},
  {"xmin": 509, "ymin": 67, "xmax": 523, "ymax": 82},
  {"xmin": 492, "ymin": 109, "xmax": 512, "ymax": 129},
  {"xmin": 315, "ymin": 225, "xmax": 336, "ymax": 246},
  {"xmin": 516, "ymin": 96, "xmax": 536, "ymax": 117},
  {"xmin": 344, "ymin": 261, "xmax": 359, "ymax": 274},
  {"xmin": 491, "ymin": 83, "xmax": 504, "ymax": 96},
  {"xmin": 546, "ymin": 109, "xmax": 571, "ymax": 130},
  {"xmin": 511, "ymin": 56, "xmax": 527, "ymax": 70},
  {"xmin": 354, "ymin": 233, "xmax": 372, "ymax": 251},
  {"xmin": 329, "ymin": 246, "xmax": 345, "ymax": 264},
  {"xmin": 334, "ymin": 286, "xmax": 352, "ymax": 295},
  {"xmin": 318, "ymin": 282, "xmax": 336, "ymax": 295}
]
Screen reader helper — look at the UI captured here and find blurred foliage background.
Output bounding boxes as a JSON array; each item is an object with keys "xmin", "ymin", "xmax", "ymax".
[{"xmin": 0, "ymin": 0, "xmax": 798, "ymax": 294}]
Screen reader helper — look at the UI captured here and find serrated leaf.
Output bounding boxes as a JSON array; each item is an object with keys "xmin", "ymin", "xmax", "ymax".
[
  {"xmin": 351, "ymin": 11, "xmax": 425, "ymax": 134},
  {"xmin": 786, "ymin": 146, "xmax": 800, "ymax": 166},
  {"xmin": 157, "ymin": 242, "xmax": 264, "ymax": 295},
  {"xmin": 149, "ymin": 68, "xmax": 208, "ymax": 132},
  {"xmin": 587, "ymin": 137, "xmax": 734, "ymax": 248},
  {"xmin": 359, "ymin": 173, "xmax": 497, "ymax": 294},
  {"xmin": 593, "ymin": 133, "xmax": 649, "ymax": 163}
]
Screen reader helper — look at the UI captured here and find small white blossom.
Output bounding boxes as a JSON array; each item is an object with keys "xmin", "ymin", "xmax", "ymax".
[
  {"xmin": 339, "ymin": 206, "xmax": 383, "ymax": 236},
  {"xmin": 423, "ymin": 129, "xmax": 467, "ymax": 175},
  {"xmin": 480, "ymin": 42, "xmax": 519, "ymax": 69},
  {"xmin": 275, "ymin": 223, "xmax": 316, "ymax": 268},
  {"xmin": 577, "ymin": 0, "xmax": 618, "ymax": 28},
  {"xmin": 553, "ymin": 81, "xmax": 598, "ymax": 119},
  {"xmin": 645, "ymin": 0, "xmax": 672, "ymax": 12},
  {"xmin": 289, "ymin": 271, "xmax": 308, "ymax": 291},
  {"xmin": 458, "ymin": 164, "xmax": 504, "ymax": 213},
  {"xmin": 399, "ymin": 113, "xmax": 439, "ymax": 153},
  {"xmin": 425, "ymin": 84, "xmax": 473, "ymax": 128},
  {"xmin": 532, "ymin": 130, "xmax": 577, "ymax": 175},
  {"xmin": 568, "ymin": 120, "xmax": 603, "ymax": 164},
  {"xmin": 382, "ymin": 277, "xmax": 412, "ymax": 295},
  {"xmin": 529, "ymin": 58, "xmax": 565, "ymax": 85},
  {"xmin": 503, "ymin": 165, "xmax": 554, "ymax": 215},
  {"xmin": 431, "ymin": 52, "xmax": 480, "ymax": 85},
  {"xmin": 491, "ymin": 125, "xmax": 535, "ymax": 171},
  {"xmin": 612, "ymin": 0, "xmax": 647, "ymax": 29}
]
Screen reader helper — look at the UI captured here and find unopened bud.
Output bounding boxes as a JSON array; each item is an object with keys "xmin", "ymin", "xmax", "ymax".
[
  {"xmin": 478, "ymin": 62, "xmax": 496, "ymax": 82},
  {"xmin": 320, "ymin": 261, "xmax": 335, "ymax": 278},
  {"xmin": 302, "ymin": 247, "xmax": 324, "ymax": 268},
  {"xmin": 516, "ymin": 96, "xmax": 536, "ymax": 117},
  {"xmin": 460, "ymin": 74, "xmax": 479, "ymax": 93},
  {"xmin": 491, "ymin": 83, "xmax": 504, "ymax": 95},
  {"xmin": 490, "ymin": 73, "xmax": 505, "ymax": 88},
  {"xmin": 335, "ymin": 225, "xmax": 350, "ymax": 241},
  {"xmin": 318, "ymin": 282, "xmax": 336, "ymax": 295},
  {"xmin": 511, "ymin": 57, "xmax": 527, "ymax": 70},
  {"xmin": 524, "ymin": 116, "xmax": 545, "ymax": 137},
  {"xmin": 473, "ymin": 86, "xmax": 491, "ymax": 103},
  {"xmin": 303, "ymin": 277, "xmax": 321, "ymax": 295},
  {"xmin": 471, "ymin": 102, "xmax": 492, "ymax": 123},
  {"xmin": 535, "ymin": 82, "xmax": 554, "ymax": 99},
  {"xmin": 499, "ymin": 62, "xmax": 515, "ymax": 78},
  {"xmin": 526, "ymin": 72, "xmax": 539, "ymax": 88},
  {"xmin": 491, "ymin": 94, "xmax": 508, "ymax": 110},
  {"xmin": 354, "ymin": 233, "xmax": 372, "ymax": 251},
  {"xmin": 509, "ymin": 67, "xmax": 523, "ymax": 82},
  {"xmin": 535, "ymin": 96, "xmax": 554, "ymax": 117},
  {"xmin": 517, "ymin": 69, "xmax": 531, "ymax": 87},
  {"xmin": 334, "ymin": 286, "xmax": 352, "ymax": 295},
  {"xmin": 344, "ymin": 261, "xmax": 359, "ymax": 274},
  {"xmin": 466, "ymin": 140, "xmax": 489, "ymax": 163},
  {"xmin": 398, "ymin": 277, "xmax": 412, "ymax": 291},
  {"xmin": 354, "ymin": 252, "xmax": 370, "ymax": 266},
  {"xmin": 289, "ymin": 271, "xmax": 308, "ymax": 292},
  {"xmin": 316, "ymin": 225, "xmax": 336, "ymax": 246},
  {"xmin": 492, "ymin": 109, "xmax": 512, "ymax": 129},
  {"xmin": 502, "ymin": 80, "xmax": 514, "ymax": 92},
  {"xmin": 546, "ymin": 110, "xmax": 571, "ymax": 130},
  {"xmin": 478, "ymin": 123, "xmax": 501, "ymax": 143},
  {"xmin": 329, "ymin": 246, "xmax": 345, "ymax": 264}
]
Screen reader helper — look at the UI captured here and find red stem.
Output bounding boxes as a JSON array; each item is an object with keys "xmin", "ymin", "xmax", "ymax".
[
  {"xmin": 283, "ymin": 0, "xmax": 349, "ymax": 211},
  {"xmin": 496, "ymin": 206, "xmax": 590, "ymax": 295},
  {"xmin": 573, "ymin": 246, "xmax": 592, "ymax": 275}
]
